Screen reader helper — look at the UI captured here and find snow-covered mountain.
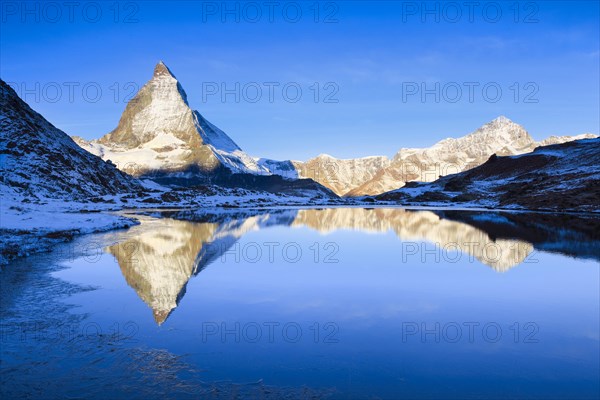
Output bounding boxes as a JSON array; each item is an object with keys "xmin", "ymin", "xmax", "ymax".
[
  {"xmin": 0, "ymin": 79, "xmax": 142, "ymax": 201},
  {"xmin": 347, "ymin": 116, "xmax": 538, "ymax": 196},
  {"xmin": 376, "ymin": 137, "xmax": 600, "ymax": 212},
  {"xmin": 75, "ymin": 62, "xmax": 269, "ymax": 179},
  {"xmin": 74, "ymin": 62, "xmax": 335, "ymax": 196},
  {"xmin": 262, "ymin": 116, "xmax": 597, "ymax": 196}
]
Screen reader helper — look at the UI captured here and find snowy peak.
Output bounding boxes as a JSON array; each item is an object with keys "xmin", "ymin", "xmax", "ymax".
[
  {"xmin": 459, "ymin": 116, "xmax": 535, "ymax": 155},
  {"xmin": 344, "ymin": 117, "xmax": 536, "ymax": 196},
  {"xmin": 255, "ymin": 115, "xmax": 596, "ymax": 197},
  {"xmin": 150, "ymin": 61, "xmax": 189, "ymax": 104},
  {"xmin": 78, "ymin": 62, "xmax": 269, "ymax": 178},
  {"xmin": 98, "ymin": 62, "xmax": 193, "ymax": 149},
  {"xmin": 467, "ymin": 116, "xmax": 531, "ymax": 142}
]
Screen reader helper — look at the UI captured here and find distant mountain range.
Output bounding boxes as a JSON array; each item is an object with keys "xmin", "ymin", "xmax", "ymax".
[
  {"xmin": 376, "ymin": 137, "xmax": 600, "ymax": 212},
  {"xmin": 283, "ymin": 116, "xmax": 596, "ymax": 196},
  {"xmin": 73, "ymin": 62, "xmax": 597, "ymax": 197}
]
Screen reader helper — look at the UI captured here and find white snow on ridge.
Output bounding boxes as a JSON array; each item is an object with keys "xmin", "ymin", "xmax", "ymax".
[
  {"xmin": 537, "ymin": 133, "xmax": 598, "ymax": 147},
  {"xmin": 194, "ymin": 111, "xmax": 270, "ymax": 175},
  {"xmin": 74, "ymin": 136, "xmax": 192, "ymax": 173}
]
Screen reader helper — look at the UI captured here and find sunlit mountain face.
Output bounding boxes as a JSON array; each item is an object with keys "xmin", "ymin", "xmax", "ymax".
[{"xmin": 104, "ymin": 208, "xmax": 599, "ymax": 325}]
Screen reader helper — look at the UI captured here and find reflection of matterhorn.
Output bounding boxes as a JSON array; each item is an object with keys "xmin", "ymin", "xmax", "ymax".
[
  {"xmin": 107, "ymin": 217, "xmax": 218, "ymax": 324},
  {"xmin": 106, "ymin": 208, "xmax": 594, "ymax": 325},
  {"xmin": 106, "ymin": 211, "xmax": 298, "ymax": 325}
]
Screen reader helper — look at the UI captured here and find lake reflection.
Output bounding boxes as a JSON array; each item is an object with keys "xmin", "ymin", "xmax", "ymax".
[
  {"xmin": 112, "ymin": 208, "xmax": 599, "ymax": 326},
  {"xmin": 2, "ymin": 208, "xmax": 599, "ymax": 399}
]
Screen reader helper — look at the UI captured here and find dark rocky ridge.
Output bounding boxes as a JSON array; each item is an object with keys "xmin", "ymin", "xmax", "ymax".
[{"xmin": 0, "ymin": 79, "xmax": 143, "ymax": 200}]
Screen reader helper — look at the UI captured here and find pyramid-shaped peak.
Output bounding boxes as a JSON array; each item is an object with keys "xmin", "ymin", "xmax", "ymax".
[{"xmin": 154, "ymin": 61, "xmax": 177, "ymax": 79}]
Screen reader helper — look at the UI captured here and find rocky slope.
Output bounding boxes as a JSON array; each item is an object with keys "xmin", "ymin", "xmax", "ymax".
[
  {"xmin": 0, "ymin": 79, "xmax": 143, "ymax": 201},
  {"xmin": 291, "ymin": 155, "xmax": 390, "ymax": 196},
  {"xmin": 375, "ymin": 137, "xmax": 600, "ymax": 212}
]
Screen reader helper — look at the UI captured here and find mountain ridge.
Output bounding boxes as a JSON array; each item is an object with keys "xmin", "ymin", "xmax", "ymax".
[
  {"xmin": 375, "ymin": 137, "xmax": 600, "ymax": 212},
  {"xmin": 0, "ymin": 79, "xmax": 143, "ymax": 200},
  {"xmin": 288, "ymin": 116, "xmax": 597, "ymax": 196}
]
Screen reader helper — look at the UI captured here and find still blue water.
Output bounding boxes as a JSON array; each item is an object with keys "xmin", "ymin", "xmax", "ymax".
[{"xmin": 1, "ymin": 208, "xmax": 599, "ymax": 399}]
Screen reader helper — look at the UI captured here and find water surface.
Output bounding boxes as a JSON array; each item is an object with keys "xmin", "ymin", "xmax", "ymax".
[{"xmin": 1, "ymin": 208, "xmax": 599, "ymax": 399}]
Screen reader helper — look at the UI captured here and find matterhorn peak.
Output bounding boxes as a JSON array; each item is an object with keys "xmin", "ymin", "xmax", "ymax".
[
  {"xmin": 150, "ymin": 60, "xmax": 188, "ymax": 103},
  {"xmin": 83, "ymin": 62, "xmax": 269, "ymax": 178},
  {"xmin": 153, "ymin": 60, "xmax": 177, "ymax": 79}
]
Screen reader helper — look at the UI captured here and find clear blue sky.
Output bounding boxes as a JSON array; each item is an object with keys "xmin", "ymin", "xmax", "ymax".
[{"xmin": 1, "ymin": 1, "xmax": 598, "ymax": 160}]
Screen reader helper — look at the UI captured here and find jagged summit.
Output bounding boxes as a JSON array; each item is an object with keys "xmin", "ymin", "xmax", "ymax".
[
  {"xmin": 72, "ymin": 62, "xmax": 336, "ymax": 196},
  {"xmin": 473, "ymin": 116, "xmax": 529, "ymax": 143},
  {"xmin": 153, "ymin": 61, "xmax": 177, "ymax": 78},
  {"xmin": 463, "ymin": 116, "xmax": 534, "ymax": 152}
]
